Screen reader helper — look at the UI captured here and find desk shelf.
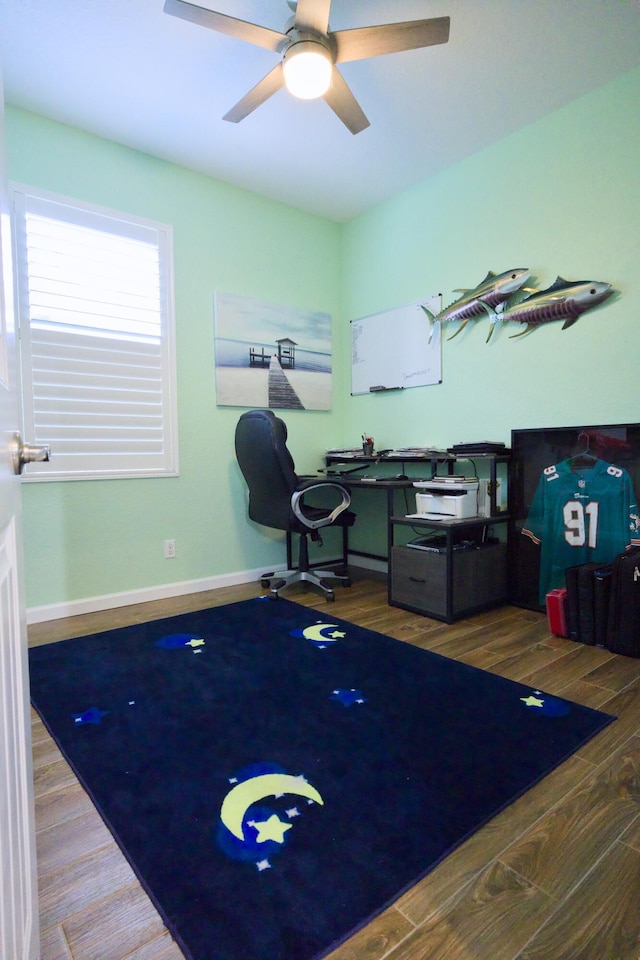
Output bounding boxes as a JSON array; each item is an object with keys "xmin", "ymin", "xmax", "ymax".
[{"xmin": 325, "ymin": 451, "xmax": 453, "ymax": 475}]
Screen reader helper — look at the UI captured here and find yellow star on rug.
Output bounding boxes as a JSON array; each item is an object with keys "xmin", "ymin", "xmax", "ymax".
[
  {"xmin": 251, "ymin": 815, "xmax": 293, "ymax": 844},
  {"xmin": 185, "ymin": 638, "xmax": 205, "ymax": 648},
  {"xmin": 521, "ymin": 694, "xmax": 544, "ymax": 708}
]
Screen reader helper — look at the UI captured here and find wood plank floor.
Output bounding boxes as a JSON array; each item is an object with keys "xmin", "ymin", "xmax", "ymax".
[{"xmin": 28, "ymin": 577, "xmax": 640, "ymax": 960}]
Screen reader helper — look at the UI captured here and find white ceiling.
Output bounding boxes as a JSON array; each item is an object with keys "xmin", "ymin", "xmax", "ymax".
[{"xmin": 1, "ymin": 0, "xmax": 640, "ymax": 221}]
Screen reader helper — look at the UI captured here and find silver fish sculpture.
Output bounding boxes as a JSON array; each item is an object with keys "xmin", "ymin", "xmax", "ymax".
[
  {"xmin": 483, "ymin": 277, "xmax": 613, "ymax": 340},
  {"xmin": 422, "ymin": 268, "xmax": 531, "ymax": 341}
]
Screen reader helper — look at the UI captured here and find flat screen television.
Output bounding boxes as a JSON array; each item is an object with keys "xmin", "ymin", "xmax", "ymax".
[{"xmin": 509, "ymin": 423, "xmax": 640, "ymax": 610}]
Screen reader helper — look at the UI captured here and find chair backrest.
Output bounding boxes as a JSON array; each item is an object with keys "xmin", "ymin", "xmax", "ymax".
[{"xmin": 234, "ymin": 409, "xmax": 299, "ymax": 532}]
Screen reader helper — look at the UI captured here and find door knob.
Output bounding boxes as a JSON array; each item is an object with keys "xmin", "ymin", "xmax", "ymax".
[{"xmin": 10, "ymin": 432, "xmax": 51, "ymax": 475}]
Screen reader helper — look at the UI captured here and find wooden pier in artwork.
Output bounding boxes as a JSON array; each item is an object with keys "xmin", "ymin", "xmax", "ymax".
[
  {"xmin": 247, "ymin": 337, "xmax": 303, "ymax": 408},
  {"xmin": 267, "ymin": 357, "xmax": 304, "ymax": 409}
]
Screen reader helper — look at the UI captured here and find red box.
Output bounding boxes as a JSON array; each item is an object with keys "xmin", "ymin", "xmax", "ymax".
[{"xmin": 546, "ymin": 588, "xmax": 568, "ymax": 637}]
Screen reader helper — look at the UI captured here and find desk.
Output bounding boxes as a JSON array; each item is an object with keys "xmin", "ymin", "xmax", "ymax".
[
  {"xmin": 325, "ymin": 451, "xmax": 511, "ymax": 621},
  {"xmin": 342, "ymin": 476, "xmax": 417, "ymax": 519},
  {"xmin": 337, "ymin": 478, "xmax": 416, "ymax": 563},
  {"xmin": 325, "ymin": 451, "xmax": 452, "ymax": 477},
  {"xmin": 324, "ymin": 452, "xmax": 451, "ymax": 562},
  {"xmin": 326, "ymin": 452, "xmax": 509, "ymax": 523}
]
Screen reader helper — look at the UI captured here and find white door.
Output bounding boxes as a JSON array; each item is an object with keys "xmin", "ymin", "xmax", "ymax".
[{"xmin": 0, "ymin": 68, "xmax": 41, "ymax": 960}]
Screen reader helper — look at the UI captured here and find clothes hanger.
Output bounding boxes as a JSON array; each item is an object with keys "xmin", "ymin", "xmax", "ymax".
[{"xmin": 566, "ymin": 431, "xmax": 599, "ymax": 469}]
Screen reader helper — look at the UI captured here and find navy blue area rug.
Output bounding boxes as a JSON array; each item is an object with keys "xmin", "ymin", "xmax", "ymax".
[{"xmin": 29, "ymin": 597, "xmax": 614, "ymax": 960}]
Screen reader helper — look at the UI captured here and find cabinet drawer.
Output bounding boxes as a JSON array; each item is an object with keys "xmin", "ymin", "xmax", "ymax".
[
  {"xmin": 391, "ymin": 547, "xmax": 447, "ymax": 613},
  {"xmin": 390, "ymin": 543, "xmax": 507, "ymax": 619}
]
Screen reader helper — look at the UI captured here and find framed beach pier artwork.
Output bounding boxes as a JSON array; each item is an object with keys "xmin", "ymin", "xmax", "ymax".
[{"xmin": 214, "ymin": 292, "xmax": 332, "ymax": 410}]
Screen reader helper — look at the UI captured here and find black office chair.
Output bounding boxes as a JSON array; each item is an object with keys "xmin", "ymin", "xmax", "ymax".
[{"xmin": 234, "ymin": 409, "xmax": 356, "ymax": 601}]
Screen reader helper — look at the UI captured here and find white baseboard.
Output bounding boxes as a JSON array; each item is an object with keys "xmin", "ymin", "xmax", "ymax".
[
  {"xmin": 26, "ymin": 553, "xmax": 386, "ymax": 625},
  {"xmin": 25, "ymin": 565, "xmax": 282, "ymax": 625},
  {"xmin": 351, "ymin": 555, "xmax": 388, "ymax": 575}
]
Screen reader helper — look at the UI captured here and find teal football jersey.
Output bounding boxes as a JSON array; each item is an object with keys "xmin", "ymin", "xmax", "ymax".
[{"xmin": 522, "ymin": 459, "xmax": 640, "ymax": 602}]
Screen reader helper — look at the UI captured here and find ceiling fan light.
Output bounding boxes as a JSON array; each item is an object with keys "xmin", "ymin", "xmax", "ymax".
[{"xmin": 283, "ymin": 41, "xmax": 332, "ymax": 100}]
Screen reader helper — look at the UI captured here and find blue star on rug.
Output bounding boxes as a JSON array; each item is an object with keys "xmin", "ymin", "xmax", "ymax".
[
  {"xmin": 155, "ymin": 633, "xmax": 206, "ymax": 651},
  {"xmin": 73, "ymin": 706, "xmax": 109, "ymax": 725},
  {"xmin": 329, "ymin": 688, "xmax": 367, "ymax": 707}
]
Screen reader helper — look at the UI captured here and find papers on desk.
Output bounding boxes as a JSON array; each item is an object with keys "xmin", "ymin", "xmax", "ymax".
[
  {"xmin": 326, "ymin": 448, "xmax": 363, "ymax": 457},
  {"xmin": 386, "ymin": 447, "xmax": 450, "ymax": 458},
  {"xmin": 326, "ymin": 447, "xmax": 451, "ymax": 460}
]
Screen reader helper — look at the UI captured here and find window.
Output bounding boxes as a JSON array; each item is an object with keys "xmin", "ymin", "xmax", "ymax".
[{"xmin": 11, "ymin": 185, "xmax": 178, "ymax": 480}]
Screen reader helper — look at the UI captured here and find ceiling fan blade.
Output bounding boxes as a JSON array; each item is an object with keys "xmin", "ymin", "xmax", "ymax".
[
  {"xmin": 293, "ymin": 0, "xmax": 332, "ymax": 35},
  {"xmin": 164, "ymin": 0, "xmax": 286, "ymax": 53},
  {"xmin": 334, "ymin": 16, "xmax": 450, "ymax": 63},
  {"xmin": 323, "ymin": 69, "xmax": 369, "ymax": 135},
  {"xmin": 223, "ymin": 64, "xmax": 285, "ymax": 123}
]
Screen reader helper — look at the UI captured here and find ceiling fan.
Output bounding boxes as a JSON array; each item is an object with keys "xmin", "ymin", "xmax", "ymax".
[{"xmin": 163, "ymin": 0, "xmax": 450, "ymax": 134}]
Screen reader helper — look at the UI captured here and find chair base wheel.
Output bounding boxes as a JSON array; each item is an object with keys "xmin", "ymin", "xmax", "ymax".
[{"xmin": 258, "ymin": 567, "xmax": 348, "ymax": 602}]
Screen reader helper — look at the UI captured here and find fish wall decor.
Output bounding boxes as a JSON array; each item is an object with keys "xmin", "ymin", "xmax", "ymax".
[
  {"xmin": 421, "ymin": 268, "xmax": 531, "ymax": 341},
  {"xmin": 482, "ymin": 277, "xmax": 613, "ymax": 340}
]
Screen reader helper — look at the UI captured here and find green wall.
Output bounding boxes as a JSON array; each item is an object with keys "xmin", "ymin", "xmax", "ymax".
[
  {"xmin": 340, "ymin": 66, "xmax": 640, "ymax": 452},
  {"xmin": 7, "ymin": 64, "xmax": 640, "ymax": 611},
  {"xmin": 6, "ymin": 108, "xmax": 343, "ymax": 609}
]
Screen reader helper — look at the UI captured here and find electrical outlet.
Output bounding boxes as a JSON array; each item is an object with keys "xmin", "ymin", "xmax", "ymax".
[{"xmin": 164, "ymin": 539, "xmax": 176, "ymax": 559}]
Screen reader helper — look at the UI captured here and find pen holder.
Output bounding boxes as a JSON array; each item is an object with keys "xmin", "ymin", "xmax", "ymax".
[{"xmin": 362, "ymin": 441, "xmax": 374, "ymax": 456}]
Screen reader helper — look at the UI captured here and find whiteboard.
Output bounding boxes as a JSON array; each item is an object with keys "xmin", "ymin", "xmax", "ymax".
[{"xmin": 350, "ymin": 295, "xmax": 442, "ymax": 395}]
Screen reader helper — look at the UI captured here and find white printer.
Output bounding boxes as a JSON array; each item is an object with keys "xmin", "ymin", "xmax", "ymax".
[{"xmin": 409, "ymin": 477, "xmax": 479, "ymax": 520}]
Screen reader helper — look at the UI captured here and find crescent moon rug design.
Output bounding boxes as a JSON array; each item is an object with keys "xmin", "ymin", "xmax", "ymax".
[
  {"xmin": 290, "ymin": 621, "xmax": 347, "ymax": 648},
  {"xmin": 220, "ymin": 771, "xmax": 323, "ymax": 840},
  {"xmin": 217, "ymin": 762, "xmax": 324, "ymax": 867}
]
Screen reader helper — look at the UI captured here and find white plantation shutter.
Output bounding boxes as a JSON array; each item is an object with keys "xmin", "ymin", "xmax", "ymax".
[{"xmin": 11, "ymin": 186, "xmax": 178, "ymax": 479}]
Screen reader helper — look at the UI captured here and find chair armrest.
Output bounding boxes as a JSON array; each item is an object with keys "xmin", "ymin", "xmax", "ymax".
[{"xmin": 291, "ymin": 481, "xmax": 351, "ymax": 530}]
